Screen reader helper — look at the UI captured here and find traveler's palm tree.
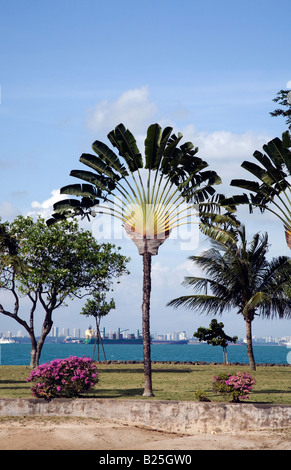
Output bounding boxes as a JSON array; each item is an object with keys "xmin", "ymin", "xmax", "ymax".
[
  {"xmin": 48, "ymin": 123, "xmax": 221, "ymax": 396},
  {"xmin": 223, "ymin": 131, "xmax": 291, "ymax": 249},
  {"xmin": 168, "ymin": 225, "xmax": 291, "ymax": 370}
]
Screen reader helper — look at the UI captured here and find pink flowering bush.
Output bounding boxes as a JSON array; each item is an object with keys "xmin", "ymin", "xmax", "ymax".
[
  {"xmin": 26, "ymin": 356, "xmax": 98, "ymax": 400},
  {"xmin": 213, "ymin": 371, "xmax": 256, "ymax": 402}
]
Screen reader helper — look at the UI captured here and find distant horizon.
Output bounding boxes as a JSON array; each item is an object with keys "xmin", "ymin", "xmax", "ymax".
[{"xmin": 3, "ymin": 327, "xmax": 291, "ymax": 344}]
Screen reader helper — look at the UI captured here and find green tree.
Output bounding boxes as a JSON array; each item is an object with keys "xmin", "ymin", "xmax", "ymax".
[
  {"xmin": 168, "ymin": 225, "xmax": 291, "ymax": 370},
  {"xmin": 81, "ymin": 292, "xmax": 115, "ymax": 361},
  {"xmin": 270, "ymin": 89, "xmax": 291, "ymax": 132},
  {"xmin": 194, "ymin": 319, "xmax": 237, "ymax": 364},
  {"xmin": 0, "ymin": 221, "xmax": 27, "ymax": 274},
  {"xmin": 222, "ymin": 131, "xmax": 291, "ymax": 249},
  {"xmin": 48, "ymin": 123, "xmax": 221, "ymax": 396},
  {"xmin": 0, "ymin": 216, "xmax": 129, "ymax": 367}
]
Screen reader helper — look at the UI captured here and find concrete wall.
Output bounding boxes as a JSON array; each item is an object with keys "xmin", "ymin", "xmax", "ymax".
[{"xmin": 0, "ymin": 398, "xmax": 290, "ymax": 434}]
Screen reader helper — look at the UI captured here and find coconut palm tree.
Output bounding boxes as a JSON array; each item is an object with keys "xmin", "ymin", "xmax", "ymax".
[
  {"xmin": 222, "ymin": 131, "xmax": 291, "ymax": 249},
  {"xmin": 48, "ymin": 123, "xmax": 221, "ymax": 396},
  {"xmin": 168, "ymin": 225, "xmax": 291, "ymax": 370}
]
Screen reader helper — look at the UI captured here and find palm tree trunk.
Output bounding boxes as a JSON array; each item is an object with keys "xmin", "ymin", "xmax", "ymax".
[
  {"xmin": 223, "ymin": 346, "xmax": 229, "ymax": 364},
  {"xmin": 245, "ymin": 318, "xmax": 256, "ymax": 371},
  {"xmin": 142, "ymin": 250, "xmax": 154, "ymax": 397}
]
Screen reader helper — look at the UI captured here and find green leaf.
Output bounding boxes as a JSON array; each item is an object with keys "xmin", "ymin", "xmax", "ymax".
[
  {"xmin": 144, "ymin": 123, "xmax": 162, "ymax": 169},
  {"xmin": 162, "ymin": 132, "xmax": 183, "ymax": 160},
  {"xmin": 200, "ymin": 224, "xmax": 238, "ymax": 246},
  {"xmin": 109, "ymin": 123, "xmax": 143, "ymax": 172},
  {"xmin": 253, "ymin": 150, "xmax": 285, "ymax": 183},
  {"xmin": 91, "ymin": 140, "xmax": 129, "ymax": 177},
  {"xmin": 241, "ymin": 161, "xmax": 274, "ymax": 184},
  {"xmin": 53, "ymin": 199, "xmax": 83, "ymax": 211},
  {"xmin": 80, "ymin": 153, "xmax": 118, "ymax": 180},
  {"xmin": 242, "ymin": 292, "xmax": 270, "ymax": 316},
  {"xmin": 230, "ymin": 179, "xmax": 261, "ymax": 193},
  {"xmin": 282, "ymin": 130, "xmax": 291, "ymax": 149},
  {"xmin": 70, "ymin": 170, "xmax": 111, "ymax": 193},
  {"xmin": 61, "ymin": 183, "xmax": 101, "ymax": 199},
  {"xmin": 222, "ymin": 193, "xmax": 251, "ymax": 205},
  {"xmin": 155, "ymin": 126, "xmax": 173, "ymax": 168}
]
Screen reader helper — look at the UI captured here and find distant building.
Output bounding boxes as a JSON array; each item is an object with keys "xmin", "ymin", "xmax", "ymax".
[
  {"xmin": 73, "ymin": 328, "xmax": 81, "ymax": 338},
  {"xmin": 51, "ymin": 326, "xmax": 59, "ymax": 337}
]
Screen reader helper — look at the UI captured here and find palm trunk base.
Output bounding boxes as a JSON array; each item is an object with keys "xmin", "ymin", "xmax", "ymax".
[
  {"xmin": 141, "ymin": 249, "xmax": 154, "ymax": 397},
  {"xmin": 124, "ymin": 224, "xmax": 169, "ymax": 255}
]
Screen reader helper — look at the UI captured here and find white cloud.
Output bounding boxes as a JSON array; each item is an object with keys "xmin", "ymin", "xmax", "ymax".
[
  {"xmin": 182, "ymin": 125, "xmax": 270, "ymax": 161},
  {"xmin": 181, "ymin": 125, "xmax": 271, "ymax": 187},
  {"xmin": 0, "ymin": 201, "xmax": 21, "ymax": 221},
  {"xmin": 86, "ymin": 86, "xmax": 158, "ymax": 136},
  {"xmin": 152, "ymin": 259, "xmax": 199, "ymax": 289},
  {"xmin": 85, "ymin": 85, "xmax": 271, "ymax": 187},
  {"xmin": 286, "ymin": 80, "xmax": 291, "ymax": 89},
  {"xmin": 27, "ymin": 189, "xmax": 68, "ymax": 220}
]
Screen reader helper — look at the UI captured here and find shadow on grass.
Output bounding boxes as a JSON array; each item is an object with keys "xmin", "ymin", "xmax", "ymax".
[
  {"xmin": 0, "ymin": 380, "xmax": 27, "ymax": 384},
  {"xmin": 0, "ymin": 380, "xmax": 29, "ymax": 391},
  {"xmin": 99, "ymin": 368, "xmax": 193, "ymax": 374},
  {"xmin": 253, "ymin": 389, "xmax": 291, "ymax": 395},
  {"xmin": 98, "ymin": 368, "xmax": 144, "ymax": 374}
]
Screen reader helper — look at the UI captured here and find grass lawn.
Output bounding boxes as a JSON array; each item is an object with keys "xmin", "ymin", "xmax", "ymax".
[{"xmin": 0, "ymin": 363, "xmax": 290, "ymax": 404}]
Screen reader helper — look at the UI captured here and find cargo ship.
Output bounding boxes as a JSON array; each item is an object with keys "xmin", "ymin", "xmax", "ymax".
[
  {"xmin": 83, "ymin": 326, "xmax": 143, "ymax": 345},
  {"xmin": 151, "ymin": 339, "xmax": 189, "ymax": 345},
  {"xmin": 84, "ymin": 327, "xmax": 190, "ymax": 345}
]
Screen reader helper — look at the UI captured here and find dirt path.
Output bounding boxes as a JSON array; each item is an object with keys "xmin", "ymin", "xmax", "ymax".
[{"xmin": 0, "ymin": 417, "xmax": 290, "ymax": 450}]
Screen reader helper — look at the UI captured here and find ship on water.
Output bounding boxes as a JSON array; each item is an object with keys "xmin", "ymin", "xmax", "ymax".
[
  {"xmin": 83, "ymin": 327, "xmax": 189, "ymax": 345},
  {"xmin": 83, "ymin": 326, "xmax": 143, "ymax": 345},
  {"xmin": 151, "ymin": 339, "xmax": 189, "ymax": 345}
]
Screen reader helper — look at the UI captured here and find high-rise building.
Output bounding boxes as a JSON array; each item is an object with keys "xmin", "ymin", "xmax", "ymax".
[
  {"xmin": 51, "ymin": 326, "xmax": 59, "ymax": 337},
  {"xmin": 73, "ymin": 328, "xmax": 81, "ymax": 338}
]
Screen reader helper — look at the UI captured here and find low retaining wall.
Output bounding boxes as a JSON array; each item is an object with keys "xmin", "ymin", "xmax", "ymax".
[{"xmin": 0, "ymin": 399, "xmax": 290, "ymax": 434}]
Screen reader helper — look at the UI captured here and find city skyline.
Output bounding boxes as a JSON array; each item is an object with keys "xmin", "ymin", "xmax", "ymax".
[{"xmin": 2, "ymin": 325, "xmax": 291, "ymax": 345}]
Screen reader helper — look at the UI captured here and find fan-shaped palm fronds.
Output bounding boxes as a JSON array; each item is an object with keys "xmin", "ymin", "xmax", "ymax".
[
  {"xmin": 48, "ymin": 124, "xmax": 221, "ymax": 250},
  {"xmin": 48, "ymin": 123, "xmax": 222, "ymax": 396},
  {"xmin": 222, "ymin": 131, "xmax": 291, "ymax": 249}
]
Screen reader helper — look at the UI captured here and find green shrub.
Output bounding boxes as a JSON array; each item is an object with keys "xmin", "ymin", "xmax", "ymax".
[{"xmin": 213, "ymin": 371, "xmax": 256, "ymax": 402}]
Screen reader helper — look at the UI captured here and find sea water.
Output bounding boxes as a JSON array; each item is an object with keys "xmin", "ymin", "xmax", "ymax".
[{"xmin": 0, "ymin": 342, "xmax": 289, "ymax": 365}]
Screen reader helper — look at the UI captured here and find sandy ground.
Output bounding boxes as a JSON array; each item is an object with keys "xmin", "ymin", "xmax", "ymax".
[{"xmin": 0, "ymin": 417, "xmax": 290, "ymax": 450}]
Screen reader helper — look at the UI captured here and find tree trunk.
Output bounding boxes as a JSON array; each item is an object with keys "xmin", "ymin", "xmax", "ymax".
[
  {"xmin": 223, "ymin": 346, "xmax": 229, "ymax": 364},
  {"xmin": 93, "ymin": 318, "xmax": 107, "ymax": 362},
  {"xmin": 142, "ymin": 251, "xmax": 154, "ymax": 397},
  {"xmin": 29, "ymin": 317, "xmax": 53, "ymax": 368},
  {"xmin": 29, "ymin": 334, "xmax": 38, "ymax": 369},
  {"xmin": 245, "ymin": 318, "xmax": 256, "ymax": 371}
]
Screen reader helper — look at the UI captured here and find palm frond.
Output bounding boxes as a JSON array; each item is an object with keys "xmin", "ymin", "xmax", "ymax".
[{"xmin": 167, "ymin": 294, "xmax": 229, "ymax": 315}]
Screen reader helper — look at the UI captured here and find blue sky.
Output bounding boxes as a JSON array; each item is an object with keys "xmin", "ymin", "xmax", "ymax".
[{"xmin": 1, "ymin": 0, "xmax": 291, "ymax": 340}]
